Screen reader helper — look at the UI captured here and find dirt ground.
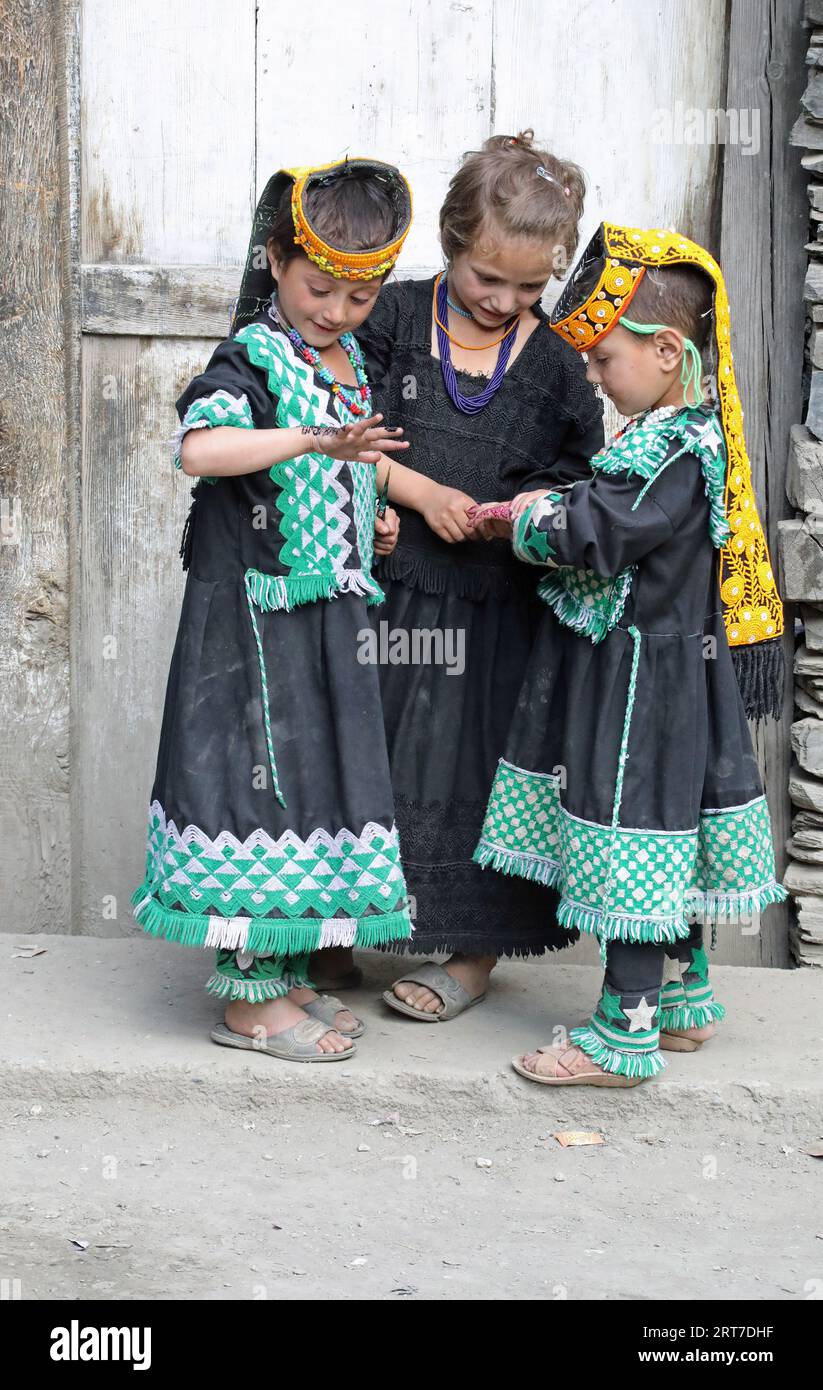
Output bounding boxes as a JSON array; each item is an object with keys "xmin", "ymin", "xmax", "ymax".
[{"xmin": 2, "ymin": 1091, "xmax": 820, "ymax": 1302}]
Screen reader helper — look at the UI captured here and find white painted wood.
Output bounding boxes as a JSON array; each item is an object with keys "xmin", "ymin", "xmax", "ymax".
[
  {"xmin": 492, "ymin": 0, "xmax": 729, "ymax": 312},
  {"xmin": 81, "ymin": 0, "xmax": 257, "ymax": 265},
  {"xmin": 255, "ymin": 0, "xmax": 495, "ymax": 278}
]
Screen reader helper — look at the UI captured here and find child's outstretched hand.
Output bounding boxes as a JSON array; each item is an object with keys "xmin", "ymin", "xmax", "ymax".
[
  {"xmin": 421, "ymin": 482, "xmax": 477, "ymax": 544},
  {"xmin": 511, "ymin": 489, "xmax": 551, "ymax": 517},
  {"xmin": 311, "ymin": 415, "xmax": 409, "ymax": 464},
  {"xmin": 374, "ymin": 506, "xmax": 399, "ymax": 556}
]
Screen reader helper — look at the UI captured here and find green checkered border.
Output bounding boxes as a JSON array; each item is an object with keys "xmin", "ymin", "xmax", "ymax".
[{"xmin": 473, "ymin": 759, "xmax": 786, "ymax": 944}]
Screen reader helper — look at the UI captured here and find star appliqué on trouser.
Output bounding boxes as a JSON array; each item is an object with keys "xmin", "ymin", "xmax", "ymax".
[
  {"xmin": 597, "ymin": 986, "xmax": 625, "ymax": 1023},
  {"xmin": 623, "ymin": 996, "xmax": 659, "ymax": 1033},
  {"xmin": 690, "ymin": 944, "xmax": 710, "ymax": 981}
]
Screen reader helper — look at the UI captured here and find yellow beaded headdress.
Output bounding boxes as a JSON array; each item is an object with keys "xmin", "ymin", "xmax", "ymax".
[
  {"xmin": 231, "ymin": 159, "xmax": 413, "ymax": 332},
  {"xmin": 550, "ymin": 222, "xmax": 784, "ymax": 720}
]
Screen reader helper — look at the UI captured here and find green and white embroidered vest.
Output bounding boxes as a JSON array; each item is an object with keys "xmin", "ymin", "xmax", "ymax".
[
  {"xmin": 515, "ymin": 408, "xmax": 729, "ymax": 643},
  {"xmin": 235, "ymin": 321, "xmax": 382, "ymax": 611}
]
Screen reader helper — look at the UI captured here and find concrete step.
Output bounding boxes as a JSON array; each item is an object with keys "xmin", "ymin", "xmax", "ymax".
[{"xmin": 3, "ymin": 936, "xmax": 822, "ymax": 1132}]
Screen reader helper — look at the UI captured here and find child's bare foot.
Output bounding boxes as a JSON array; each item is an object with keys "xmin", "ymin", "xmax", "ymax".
[
  {"xmin": 391, "ymin": 953, "xmax": 495, "ymax": 1016},
  {"xmin": 307, "ymin": 945, "xmax": 361, "ymax": 989},
  {"xmin": 223, "ymin": 996, "xmax": 352, "ymax": 1056},
  {"xmin": 288, "ymin": 985, "xmax": 360, "ymax": 1035},
  {"xmin": 660, "ymin": 1020, "xmax": 717, "ymax": 1051}
]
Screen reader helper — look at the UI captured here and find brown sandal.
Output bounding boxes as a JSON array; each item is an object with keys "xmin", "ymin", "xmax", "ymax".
[{"xmin": 512, "ymin": 1044, "xmax": 644, "ymax": 1087}]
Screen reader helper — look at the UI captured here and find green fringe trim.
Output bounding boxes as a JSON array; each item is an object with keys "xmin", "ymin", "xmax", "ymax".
[
  {"xmin": 245, "ymin": 566, "xmax": 385, "ymax": 614},
  {"xmin": 686, "ymin": 880, "xmax": 788, "ymax": 920},
  {"xmin": 536, "ymin": 567, "xmax": 635, "ymax": 645},
  {"xmin": 204, "ymin": 972, "xmax": 296, "ymax": 1003},
  {"xmin": 132, "ymin": 886, "xmax": 412, "ymax": 954},
  {"xmin": 557, "ymin": 898, "xmax": 692, "ymax": 944},
  {"xmin": 659, "ymin": 1000, "xmax": 726, "ymax": 1031},
  {"xmin": 569, "ymin": 1026, "xmax": 666, "ymax": 1079},
  {"xmin": 473, "ymin": 839, "xmax": 562, "ymax": 886}
]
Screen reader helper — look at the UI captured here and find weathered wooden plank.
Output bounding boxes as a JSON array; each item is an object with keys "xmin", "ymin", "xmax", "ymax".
[
  {"xmin": 76, "ymin": 336, "xmax": 213, "ymax": 937},
  {"xmin": 81, "ymin": 0, "xmax": 256, "ymax": 266},
  {"xmin": 255, "ymin": 0, "xmax": 495, "ymax": 277},
  {"xmin": 81, "ymin": 263, "xmax": 239, "ymax": 337},
  {"xmin": 0, "ymin": 0, "xmax": 73, "ymax": 933},
  {"xmin": 80, "ymin": 261, "xmax": 455, "ymax": 337},
  {"xmin": 492, "ymin": 0, "xmax": 728, "ymax": 312},
  {"xmin": 720, "ymin": 0, "xmax": 808, "ymax": 966}
]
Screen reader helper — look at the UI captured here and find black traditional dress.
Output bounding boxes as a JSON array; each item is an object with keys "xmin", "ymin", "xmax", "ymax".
[
  {"xmin": 131, "ymin": 303, "xmax": 412, "ymax": 1000},
  {"xmin": 473, "ymin": 404, "xmax": 786, "ymax": 1076},
  {"xmin": 357, "ymin": 275, "xmax": 604, "ymax": 957}
]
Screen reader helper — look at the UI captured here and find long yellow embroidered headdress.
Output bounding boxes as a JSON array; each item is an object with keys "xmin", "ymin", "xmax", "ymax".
[
  {"xmin": 550, "ymin": 223, "xmax": 784, "ymax": 720},
  {"xmin": 231, "ymin": 158, "xmax": 413, "ymax": 332}
]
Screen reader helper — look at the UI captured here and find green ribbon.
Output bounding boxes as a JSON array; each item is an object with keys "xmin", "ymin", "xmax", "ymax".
[{"xmin": 621, "ymin": 316, "xmax": 705, "ymax": 407}]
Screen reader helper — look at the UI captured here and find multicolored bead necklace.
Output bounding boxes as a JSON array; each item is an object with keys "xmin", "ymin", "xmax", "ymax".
[
  {"xmin": 268, "ymin": 294, "xmax": 372, "ymax": 417},
  {"xmin": 286, "ymin": 327, "xmax": 372, "ymax": 417}
]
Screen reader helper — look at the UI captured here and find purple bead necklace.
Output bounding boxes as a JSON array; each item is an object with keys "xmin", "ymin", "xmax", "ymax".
[{"xmin": 434, "ymin": 273, "xmax": 520, "ymax": 415}]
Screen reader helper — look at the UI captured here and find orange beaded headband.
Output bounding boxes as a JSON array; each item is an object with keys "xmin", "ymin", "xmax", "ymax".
[
  {"xmin": 283, "ymin": 159, "xmax": 413, "ymax": 281},
  {"xmin": 549, "ymin": 222, "xmax": 784, "ymax": 668}
]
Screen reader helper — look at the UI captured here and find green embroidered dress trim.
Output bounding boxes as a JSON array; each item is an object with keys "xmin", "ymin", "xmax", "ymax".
[
  {"xmin": 474, "ymin": 761, "xmax": 785, "ymax": 945},
  {"xmin": 173, "ymin": 388, "xmax": 255, "ymax": 483},
  {"xmin": 522, "ymin": 409, "xmax": 731, "ymax": 644},
  {"xmin": 512, "ymin": 494, "xmax": 562, "ymax": 566},
  {"xmin": 570, "ymin": 1025, "xmax": 666, "ymax": 1079},
  {"xmin": 205, "ymin": 950, "xmax": 313, "ymax": 1003},
  {"xmin": 132, "ymin": 800, "xmax": 413, "ymax": 955},
  {"xmin": 659, "ymin": 948, "xmax": 726, "ymax": 1030},
  {"xmin": 569, "ymin": 984, "xmax": 665, "ymax": 1079},
  {"xmin": 659, "ymin": 981, "xmax": 726, "ymax": 1031},
  {"xmin": 233, "ymin": 322, "xmax": 384, "ymax": 610},
  {"xmin": 230, "ymin": 322, "xmax": 384, "ymax": 803},
  {"xmin": 537, "ymin": 566, "xmax": 637, "ymax": 643}
]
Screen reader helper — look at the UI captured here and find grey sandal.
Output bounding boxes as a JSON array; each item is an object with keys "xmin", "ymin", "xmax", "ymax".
[
  {"xmin": 301, "ymin": 993, "xmax": 366, "ymax": 1038},
  {"xmin": 210, "ymin": 1018, "xmax": 357, "ymax": 1063},
  {"xmin": 382, "ymin": 961, "xmax": 487, "ymax": 1023}
]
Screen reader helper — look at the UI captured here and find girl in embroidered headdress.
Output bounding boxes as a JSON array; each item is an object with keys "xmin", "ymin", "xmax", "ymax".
[
  {"xmin": 310, "ymin": 131, "xmax": 603, "ymax": 1018},
  {"xmin": 131, "ymin": 160, "xmax": 416, "ymax": 1062},
  {"xmin": 471, "ymin": 225, "xmax": 786, "ymax": 1085}
]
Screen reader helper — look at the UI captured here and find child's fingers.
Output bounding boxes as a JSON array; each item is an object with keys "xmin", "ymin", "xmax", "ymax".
[
  {"xmin": 439, "ymin": 516, "xmax": 466, "ymax": 543},
  {"xmin": 356, "ymin": 414, "xmax": 384, "ymax": 432},
  {"xmin": 356, "ymin": 449, "xmax": 383, "ymax": 464},
  {"xmin": 373, "ymin": 438, "xmax": 409, "ymax": 453}
]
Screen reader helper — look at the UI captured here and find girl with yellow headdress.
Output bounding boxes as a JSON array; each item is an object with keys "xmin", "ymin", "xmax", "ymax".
[{"xmin": 471, "ymin": 224, "xmax": 786, "ymax": 1087}]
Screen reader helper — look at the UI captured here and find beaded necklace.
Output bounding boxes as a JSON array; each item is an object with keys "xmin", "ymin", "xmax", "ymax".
[
  {"xmin": 446, "ymin": 291, "xmax": 473, "ymax": 320},
  {"xmin": 433, "ymin": 273, "xmax": 520, "ymax": 415},
  {"xmin": 608, "ymin": 403, "xmax": 682, "ymax": 449},
  {"xmin": 267, "ymin": 295, "xmax": 372, "ymax": 417}
]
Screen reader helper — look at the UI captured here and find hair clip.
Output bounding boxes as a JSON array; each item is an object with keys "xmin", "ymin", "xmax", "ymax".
[{"xmin": 536, "ymin": 166, "xmax": 571, "ymax": 197}]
